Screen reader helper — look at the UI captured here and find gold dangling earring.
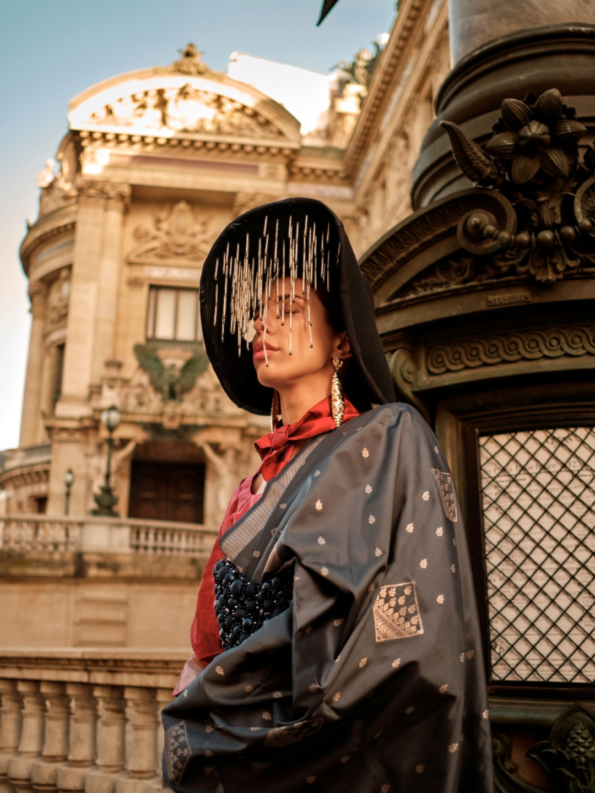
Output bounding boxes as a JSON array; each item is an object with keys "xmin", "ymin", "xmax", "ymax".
[
  {"xmin": 271, "ymin": 390, "xmax": 281, "ymax": 431},
  {"xmin": 331, "ymin": 358, "xmax": 344, "ymax": 428}
]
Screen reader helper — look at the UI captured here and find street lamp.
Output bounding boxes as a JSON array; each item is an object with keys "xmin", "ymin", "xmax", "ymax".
[
  {"xmin": 63, "ymin": 469, "xmax": 75, "ymax": 515},
  {"xmin": 92, "ymin": 405, "xmax": 121, "ymax": 517}
]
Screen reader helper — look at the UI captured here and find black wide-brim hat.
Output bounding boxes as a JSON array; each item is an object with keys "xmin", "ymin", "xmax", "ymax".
[{"xmin": 200, "ymin": 197, "xmax": 395, "ymax": 415}]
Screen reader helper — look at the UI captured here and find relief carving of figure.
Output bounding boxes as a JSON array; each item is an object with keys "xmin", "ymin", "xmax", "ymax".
[{"xmin": 46, "ymin": 269, "xmax": 71, "ymax": 328}]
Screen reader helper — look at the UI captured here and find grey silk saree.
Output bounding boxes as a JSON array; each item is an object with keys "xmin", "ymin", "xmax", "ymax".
[{"xmin": 162, "ymin": 403, "xmax": 494, "ymax": 793}]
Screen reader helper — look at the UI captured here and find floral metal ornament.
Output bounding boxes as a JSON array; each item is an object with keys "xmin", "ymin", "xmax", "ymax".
[
  {"xmin": 441, "ymin": 88, "xmax": 595, "ymax": 284},
  {"xmin": 486, "ymin": 89, "xmax": 586, "ymax": 185}
]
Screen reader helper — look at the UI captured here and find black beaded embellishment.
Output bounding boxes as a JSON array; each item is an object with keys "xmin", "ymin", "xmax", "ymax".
[{"xmin": 213, "ymin": 559, "xmax": 294, "ymax": 650}]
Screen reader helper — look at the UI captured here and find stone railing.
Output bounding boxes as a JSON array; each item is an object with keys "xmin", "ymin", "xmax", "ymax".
[
  {"xmin": 0, "ymin": 649, "xmax": 189, "ymax": 793},
  {"xmin": 0, "ymin": 515, "xmax": 218, "ymax": 557}
]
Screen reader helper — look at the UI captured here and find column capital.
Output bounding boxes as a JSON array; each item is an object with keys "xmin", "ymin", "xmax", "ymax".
[
  {"xmin": 75, "ymin": 178, "xmax": 131, "ymax": 211},
  {"xmin": 28, "ymin": 281, "xmax": 48, "ymax": 315}
]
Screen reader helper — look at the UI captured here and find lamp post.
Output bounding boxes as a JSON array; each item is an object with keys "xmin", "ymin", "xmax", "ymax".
[
  {"xmin": 63, "ymin": 469, "xmax": 74, "ymax": 515},
  {"xmin": 92, "ymin": 405, "xmax": 121, "ymax": 517}
]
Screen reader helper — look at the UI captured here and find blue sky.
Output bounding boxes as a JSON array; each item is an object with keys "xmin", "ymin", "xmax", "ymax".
[{"xmin": 0, "ymin": 0, "xmax": 395, "ymax": 450}]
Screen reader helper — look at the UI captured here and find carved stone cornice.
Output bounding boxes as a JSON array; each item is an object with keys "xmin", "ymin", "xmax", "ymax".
[
  {"xmin": 74, "ymin": 177, "xmax": 131, "ymax": 207},
  {"xmin": 343, "ymin": 0, "xmax": 426, "ymax": 177},
  {"xmin": 76, "ymin": 130, "xmax": 297, "ymax": 157}
]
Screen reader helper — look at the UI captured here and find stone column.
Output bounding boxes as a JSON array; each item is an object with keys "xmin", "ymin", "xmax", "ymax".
[
  {"xmin": 91, "ymin": 187, "xmax": 130, "ymax": 385},
  {"xmin": 449, "ymin": 0, "xmax": 595, "ymax": 64},
  {"xmin": 57, "ymin": 180, "xmax": 128, "ymax": 419},
  {"xmin": 56, "ymin": 684, "xmax": 96, "ymax": 793},
  {"xmin": 19, "ymin": 283, "xmax": 48, "ymax": 448},
  {"xmin": 0, "ymin": 681, "xmax": 22, "ymax": 793},
  {"xmin": 31, "ymin": 683, "xmax": 69, "ymax": 793},
  {"xmin": 115, "ymin": 689, "xmax": 157, "ymax": 793},
  {"xmin": 84, "ymin": 687, "xmax": 125, "ymax": 793},
  {"xmin": 8, "ymin": 682, "xmax": 45, "ymax": 793}
]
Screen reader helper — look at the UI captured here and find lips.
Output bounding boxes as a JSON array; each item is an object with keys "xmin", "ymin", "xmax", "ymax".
[{"xmin": 253, "ymin": 339, "xmax": 280, "ymax": 359}]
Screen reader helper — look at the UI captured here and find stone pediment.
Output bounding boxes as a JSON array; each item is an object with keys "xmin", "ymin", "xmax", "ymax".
[{"xmin": 68, "ymin": 70, "xmax": 301, "ymax": 145}]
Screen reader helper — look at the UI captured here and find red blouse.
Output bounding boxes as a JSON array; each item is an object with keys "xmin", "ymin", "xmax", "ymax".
[{"xmin": 173, "ymin": 395, "xmax": 359, "ymax": 694}]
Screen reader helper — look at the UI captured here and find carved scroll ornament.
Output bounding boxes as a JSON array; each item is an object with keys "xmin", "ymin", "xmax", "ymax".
[
  {"xmin": 442, "ymin": 88, "xmax": 595, "ymax": 284},
  {"xmin": 427, "ymin": 325, "xmax": 595, "ymax": 375}
]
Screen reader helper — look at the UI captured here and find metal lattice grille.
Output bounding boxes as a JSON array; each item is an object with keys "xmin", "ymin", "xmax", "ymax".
[{"xmin": 479, "ymin": 427, "xmax": 595, "ymax": 683}]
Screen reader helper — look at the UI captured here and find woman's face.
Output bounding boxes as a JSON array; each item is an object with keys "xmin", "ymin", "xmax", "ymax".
[{"xmin": 252, "ymin": 277, "xmax": 348, "ymax": 391}]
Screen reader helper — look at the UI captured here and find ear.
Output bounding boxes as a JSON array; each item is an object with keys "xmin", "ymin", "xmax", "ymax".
[{"xmin": 334, "ymin": 331, "xmax": 352, "ymax": 360}]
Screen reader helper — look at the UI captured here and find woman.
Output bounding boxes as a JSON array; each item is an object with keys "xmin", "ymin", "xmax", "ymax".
[{"xmin": 163, "ymin": 198, "xmax": 494, "ymax": 793}]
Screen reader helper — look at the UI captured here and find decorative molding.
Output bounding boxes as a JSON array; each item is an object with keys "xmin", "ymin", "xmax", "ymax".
[
  {"xmin": 493, "ymin": 704, "xmax": 595, "ymax": 793},
  {"xmin": 80, "ymin": 84, "xmax": 285, "ymax": 141},
  {"xmin": 154, "ymin": 43, "xmax": 221, "ymax": 80},
  {"xmin": 127, "ymin": 202, "xmax": 215, "ymax": 265},
  {"xmin": 46, "ymin": 268, "xmax": 70, "ymax": 328},
  {"xmin": 361, "ymin": 190, "xmax": 502, "ymax": 291},
  {"xmin": 442, "ymin": 89, "xmax": 595, "ymax": 284},
  {"xmin": 427, "ymin": 325, "xmax": 595, "ymax": 375},
  {"xmin": 74, "ymin": 178, "xmax": 131, "ymax": 205},
  {"xmin": 387, "ymin": 344, "xmax": 430, "ymax": 423}
]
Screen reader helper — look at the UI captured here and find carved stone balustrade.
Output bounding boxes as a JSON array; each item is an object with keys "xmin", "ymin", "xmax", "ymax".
[
  {"xmin": 0, "ymin": 651, "xmax": 188, "ymax": 793},
  {"xmin": 0, "ymin": 515, "xmax": 217, "ymax": 557}
]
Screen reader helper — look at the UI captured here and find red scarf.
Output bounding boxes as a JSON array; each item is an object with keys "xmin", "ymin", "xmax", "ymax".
[{"xmin": 255, "ymin": 395, "xmax": 359, "ymax": 482}]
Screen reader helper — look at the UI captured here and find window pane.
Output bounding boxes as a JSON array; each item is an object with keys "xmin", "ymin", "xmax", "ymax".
[
  {"xmin": 146, "ymin": 288, "xmax": 157, "ymax": 339},
  {"xmin": 479, "ymin": 427, "xmax": 595, "ymax": 684},
  {"xmin": 176, "ymin": 290, "xmax": 197, "ymax": 341},
  {"xmin": 155, "ymin": 289, "xmax": 176, "ymax": 339}
]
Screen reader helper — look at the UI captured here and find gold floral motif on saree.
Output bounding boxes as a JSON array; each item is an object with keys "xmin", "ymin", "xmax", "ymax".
[
  {"xmin": 264, "ymin": 718, "xmax": 324, "ymax": 748},
  {"xmin": 431, "ymin": 468, "xmax": 458, "ymax": 522},
  {"xmin": 164, "ymin": 722, "xmax": 191, "ymax": 784},
  {"xmin": 373, "ymin": 582, "xmax": 424, "ymax": 642}
]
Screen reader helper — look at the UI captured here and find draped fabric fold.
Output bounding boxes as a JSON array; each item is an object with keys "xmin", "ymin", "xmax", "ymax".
[{"xmin": 162, "ymin": 404, "xmax": 494, "ymax": 793}]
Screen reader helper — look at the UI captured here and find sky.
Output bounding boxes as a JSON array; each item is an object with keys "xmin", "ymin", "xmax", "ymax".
[{"xmin": 0, "ymin": 0, "xmax": 395, "ymax": 451}]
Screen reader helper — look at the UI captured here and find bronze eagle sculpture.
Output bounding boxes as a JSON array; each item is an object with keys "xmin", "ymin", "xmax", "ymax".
[{"xmin": 133, "ymin": 343, "xmax": 209, "ymax": 401}]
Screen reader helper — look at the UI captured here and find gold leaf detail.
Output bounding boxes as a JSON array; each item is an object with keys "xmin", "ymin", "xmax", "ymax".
[
  {"xmin": 309, "ymin": 684, "xmax": 317, "ymax": 692},
  {"xmin": 422, "ymin": 491, "xmax": 430, "ymax": 501},
  {"xmin": 205, "ymin": 725, "xmax": 214, "ymax": 733},
  {"xmin": 405, "ymin": 706, "xmax": 414, "ymax": 714},
  {"xmin": 362, "ymin": 447, "xmax": 370, "ymax": 458},
  {"xmin": 317, "ymin": 536, "xmax": 326, "ymax": 545},
  {"xmin": 375, "ymin": 547, "xmax": 382, "ymax": 557},
  {"xmin": 369, "ymin": 515, "xmax": 376, "ymax": 524},
  {"xmin": 315, "ymin": 500, "xmax": 323, "ymax": 510},
  {"xmin": 262, "ymin": 711, "xmax": 272, "ymax": 721},
  {"xmin": 415, "ymin": 765, "xmax": 425, "ymax": 774},
  {"xmin": 273, "ymin": 691, "xmax": 282, "ymax": 699},
  {"xmin": 359, "ymin": 658, "xmax": 367, "ymax": 668},
  {"xmin": 306, "ymin": 777, "xmax": 316, "ymax": 785},
  {"xmin": 332, "ymin": 692, "xmax": 341, "ymax": 702},
  {"xmin": 205, "ymin": 750, "xmax": 213, "ymax": 757},
  {"xmin": 439, "ymin": 684, "xmax": 448, "ymax": 694},
  {"xmin": 392, "ymin": 658, "xmax": 401, "ymax": 668},
  {"xmin": 321, "ymin": 566, "xmax": 329, "ymax": 577},
  {"xmin": 333, "ymin": 618, "xmax": 344, "ymax": 627},
  {"xmin": 341, "ymin": 755, "xmax": 350, "ymax": 763},
  {"xmin": 483, "ymin": 709, "xmax": 490, "ymax": 719},
  {"xmin": 365, "ymin": 484, "xmax": 373, "ymax": 493},
  {"xmin": 466, "ymin": 649, "xmax": 475, "ymax": 659},
  {"xmin": 420, "ymin": 559, "xmax": 428, "ymax": 569},
  {"xmin": 436, "ymin": 526, "xmax": 444, "ymax": 537},
  {"xmin": 437, "ymin": 594, "xmax": 444, "ymax": 604},
  {"xmin": 245, "ymin": 685, "xmax": 254, "ymax": 693},
  {"xmin": 374, "ymin": 582, "xmax": 423, "ymax": 642},
  {"xmin": 253, "ymin": 550, "xmax": 261, "ymax": 558},
  {"xmin": 448, "ymin": 743, "xmax": 458, "ymax": 753},
  {"xmin": 215, "ymin": 666, "xmax": 224, "ymax": 675},
  {"xmin": 451, "ymin": 564, "xmax": 456, "ymax": 573},
  {"xmin": 406, "ymin": 523, "xmax": 414, "ymax": 533}
]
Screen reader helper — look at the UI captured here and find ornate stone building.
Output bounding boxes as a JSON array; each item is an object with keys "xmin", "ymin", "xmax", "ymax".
[
  {"xmin": 1, "ymin": 0, "xmax": 451, "ymax": 524},
  {"xmin": 0, "ymin": 0, "xmax": 451, "ymax": 653}
]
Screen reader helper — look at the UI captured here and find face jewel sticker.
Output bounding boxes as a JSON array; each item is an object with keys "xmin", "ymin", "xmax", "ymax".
[
  {"xmin": 373, "ymin": 582, "xmax": 424, "ymax": 642},
  {"xmin": 431, "ymin": 469, "xmax": 458, "ymax": 522}
]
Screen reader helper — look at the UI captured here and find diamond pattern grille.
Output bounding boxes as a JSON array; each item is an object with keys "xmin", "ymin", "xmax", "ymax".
[{"xmin": 479, "ymin": 427, "xmax": 595, "ymax": 683}]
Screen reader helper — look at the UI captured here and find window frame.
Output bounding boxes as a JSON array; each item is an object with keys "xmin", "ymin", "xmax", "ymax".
[{"xmin": 145, "ymin": 285, "xmax": 201, "ymax": 343}]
